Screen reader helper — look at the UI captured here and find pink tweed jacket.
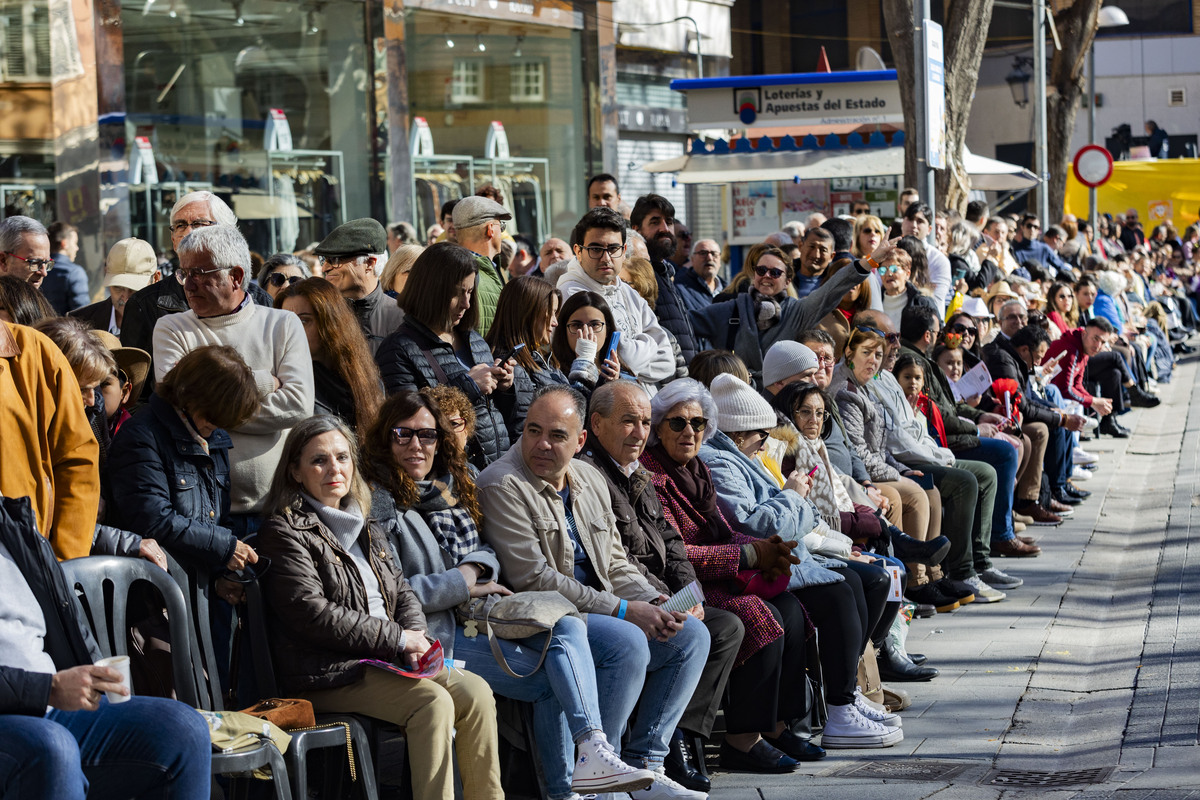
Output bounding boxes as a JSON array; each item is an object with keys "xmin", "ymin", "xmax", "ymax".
[{"xmin": 640, "ymin": 448, "xmax": 785, "ymax": 667}]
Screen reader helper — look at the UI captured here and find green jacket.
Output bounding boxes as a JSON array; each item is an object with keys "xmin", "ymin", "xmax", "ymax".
[{"xmin": 474, "ymin": 254, "xmax": 505, "ymax": 337}]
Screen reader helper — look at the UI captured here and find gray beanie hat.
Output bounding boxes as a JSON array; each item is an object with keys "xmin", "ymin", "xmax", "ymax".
[
  {"xmin": 762, "ymin": 340, "xmax": 819, "ymax": 387},
  {"xmin": 710, "ymin": 373, "xmax": 777, "ymax": 433}
]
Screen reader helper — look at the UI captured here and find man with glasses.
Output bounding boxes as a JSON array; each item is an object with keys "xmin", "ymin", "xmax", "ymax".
[
  {"xmin": 120, "ymin": 191, "xmax": 272, "ymax": 359},
  {"xmin": 1011, "ymin": 214, "xmax": 1066, "ymax": 278},
  {"xmin": 675, "ymin": 239, "xmax": 724, "ymax": 315},
  {"xmin": 559, "ymin": 207, "xmax": 676, "ymax": 388},
  {"xmin": 452, "ymin": 196, "xmax": 510, "ymax": 336},
  {"xmin": 152, "ymin": 224, "xmax": 313, "ymax": 535},
  {"xmin": 0, "ymin": 216, "xmax": 53, "ymax": 291},
  {"xmin": 312, "ymin": 218, "xmax": 403, "ymax": 354}
]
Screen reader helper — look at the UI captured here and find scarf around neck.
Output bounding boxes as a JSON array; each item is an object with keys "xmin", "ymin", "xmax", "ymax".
[
  {"xmin": 646, "ymin": 442, "xmax": 723, "ymax": 543},
  {"xmin": 414, "ymin": 474, "xmax": 482, "ymax": 564},
  {"xmin": 791, "ymin": 434, "xmax": 854, "ymax": 530}
]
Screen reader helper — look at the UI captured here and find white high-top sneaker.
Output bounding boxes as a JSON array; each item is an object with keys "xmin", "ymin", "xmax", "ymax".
[
  {"xmin": 628, "ymin": 767, "xmax": 708, "ymax": 800},
  {"xmin": 571, "ymin": 732, "xmax": 654, "ymax": 794},
  {"xmin": 821, "ymin": 703, "xmax": 904, "ymax": 748},
  {"xmin": 853, "ymin": 689, "xmax": 902, "ymax": 728}
]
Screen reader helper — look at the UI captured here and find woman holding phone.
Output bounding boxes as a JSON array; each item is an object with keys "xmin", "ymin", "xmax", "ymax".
[{"xmin": 549, "ymin": 291, "xmax": 621, "ymax": 400}]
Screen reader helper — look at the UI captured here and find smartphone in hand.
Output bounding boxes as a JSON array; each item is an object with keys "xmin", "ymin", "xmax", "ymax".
[{"xmin": 603, "ymin": 331, "xmax": 622, "ymax": 363}]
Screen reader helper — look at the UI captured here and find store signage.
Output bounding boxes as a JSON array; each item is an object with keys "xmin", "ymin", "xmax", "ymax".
[
  {"xmin": 617, "ymin": 105, "xmax": 689, "ymax": 134},
  {"xmin": 677, "ymin": 73, "xmax": 902, "ymax": 130},
  {"xmin": 129, "ymin": 136, "xmax": 158, "ymax": 186},
  {"xmin": 265, "ymin": 108, "xmax": 293, "ymax": 152},
  {"xmin": 485, "ymin": 121, "xmax": 510, "ymax": 159},
  {"xmin": 411, "ymin": 117, "xmax": 436, "ymax": 156},
  {"xmin": 924, "ymin": 21, "xmax": 945, "ymax": 169}
]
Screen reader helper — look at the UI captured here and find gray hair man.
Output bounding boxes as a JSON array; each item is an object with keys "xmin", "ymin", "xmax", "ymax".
[
  {"xmin": 152, "ymin": 225, "xmax": 313, "ymax": 525},
  {"xmin": 675, "ymin": 239, "xmax": 724, "ymax": 316},
  {"xmin": 0, "ymin": 216, "xmax": 52, "ymax": 290},
  {"xmin": 313, "ymin": 218, "xmax": 403, "ymax": 354}
]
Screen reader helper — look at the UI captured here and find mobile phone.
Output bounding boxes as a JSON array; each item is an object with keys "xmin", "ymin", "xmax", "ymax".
[
  {"xmin": 603, "ymin": 331, "xmax": 622, "ymax": 363},
  {"xmin": 495, "ymin": 342, "xmax": 526, "ymax": 363},
  {"xmin": 806, "ymin": 465, "xmax": 819, "ymax": 478}
]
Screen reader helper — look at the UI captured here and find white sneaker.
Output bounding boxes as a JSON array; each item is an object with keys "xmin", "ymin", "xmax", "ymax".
[
  {"xmin": 820, "ymin": 704, "xmax": 904, "ymax": 748},
  {"xmin": 1071, "ymin": 465, "xmax": 1093, "ymax": 482},
  {"xmin": 965, "ymin": 574, "xmax": 1006, "ymax": 603},
  {"xmin": 1073, "ymin": 447, "xmax": 1098, "ymax": 465},
  {"xmin": 627, "ymin": 768, "xmax": 707, "ymax": 800},
  {"xmin": 1082, "ymin": 416, "xmax": 1100, "ymax": 431},
  {"xmin": 571, "ymin": 733, "xmax": 655, "ymax": 794},
  {"xmin": 854, "ymin": 690, "xmax": 902, "ymax": 727}
]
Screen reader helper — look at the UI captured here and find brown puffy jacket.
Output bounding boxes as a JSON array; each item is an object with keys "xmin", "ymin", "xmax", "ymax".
[{"xmin": 257, "ymin": 499, "xmax": 428, "ymax": 693}]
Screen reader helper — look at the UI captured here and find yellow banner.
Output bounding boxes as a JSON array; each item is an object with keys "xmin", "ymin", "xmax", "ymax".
[{"xmin": 1065, "ymin": 158, "xmax": 1200, "ymax": 231}]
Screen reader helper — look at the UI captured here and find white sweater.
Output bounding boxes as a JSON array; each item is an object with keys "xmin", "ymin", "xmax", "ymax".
[{"xmin": 153, "ymin": 299, "xmax": 314, "ymax": 513}]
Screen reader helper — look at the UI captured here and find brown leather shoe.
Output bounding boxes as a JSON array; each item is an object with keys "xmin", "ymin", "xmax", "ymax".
[
  {"xmin": 1017, "ymin": 535, "xmax": 1038, "ymax": 545},
  {"xmin": 1015, "ymin": 502, "xmax": 1062, "ymax": 526},
  {"xmin": 994, "ymin": 537, "xmax": 1042, "ymax": 557},
  {"xmin": 1047, "ymin": 498, "xmax": 1074, "ymax": 515}
]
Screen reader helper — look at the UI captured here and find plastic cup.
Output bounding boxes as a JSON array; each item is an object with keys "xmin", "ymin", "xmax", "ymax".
[{"xmin": 95, "ymin": 655, "xmax": 133, "ymax": 703}]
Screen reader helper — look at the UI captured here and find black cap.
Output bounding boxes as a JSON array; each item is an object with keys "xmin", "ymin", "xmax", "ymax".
[{"xmin": 313, "ymin": 218, "xmax": 387, "ymax": 256}]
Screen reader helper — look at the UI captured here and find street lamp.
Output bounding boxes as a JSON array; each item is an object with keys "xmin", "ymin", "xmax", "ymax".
[
  {"xmin": 619, "ymin": 17, "xmax": 706, "ymax": 79},
  {"xmin": 1088, "ymin": 5, "xmax": 1129, "ymax": 229},
  {"xmin": 1006, "ymin": 57, "xmax": 1033, "ymax": 108}
]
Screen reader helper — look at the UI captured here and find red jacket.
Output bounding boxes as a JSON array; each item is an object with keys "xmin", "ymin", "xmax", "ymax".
[{"xmin": 1042, "ymin": 327, "xmax": 1093, "ymax": 407}]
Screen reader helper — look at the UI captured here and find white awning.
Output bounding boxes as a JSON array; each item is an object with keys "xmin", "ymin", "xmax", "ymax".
[{"xmin": 642, "ymin": 146, "xmax": 1038, "ymax": 190}]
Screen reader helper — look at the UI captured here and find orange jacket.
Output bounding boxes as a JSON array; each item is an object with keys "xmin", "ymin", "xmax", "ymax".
[{"xmin": 0, "ymin": 322, "xmax": 99, "ymax": 559}]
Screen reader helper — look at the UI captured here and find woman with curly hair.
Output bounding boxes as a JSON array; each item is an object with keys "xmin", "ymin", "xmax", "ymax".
[
  {"xmin": 276, "ymin": 277, "xmax": 383, "ymax": 440},
  {"xmin": 362, "ymin": 390, "xmax": 654, "ymax": 800}
]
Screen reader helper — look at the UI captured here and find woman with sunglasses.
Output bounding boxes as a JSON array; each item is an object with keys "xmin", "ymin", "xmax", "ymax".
[
  {"xmin": 944, "ymin": 312, "xmax": 983, "ymax": 367},
  {"xmin": 276, "ymin": 277, "xmax": 384, "ymax": 442},
  {"xmin": 549, "ymin": 291, "xmax": 622, "ymax": 400},
  {"xmin": 694, "ymin": 239, "xmax": 897, "ymax": 387},
  {"xmin": 257, "ymin": 415, "xmax": 505, "ymax": 800},
  {"xmin": 256, "ymin": 253, "xmax": 309, "ymax": 301},
  {"xmin": 641, "ymin": 377, "xmax": 904, "ymax": 752},
  {"xmin": 877, "ymin": 248, "xmax": 939, "ymax": 333},
  {"xmin": 363, "ymin": 390, "xmax": 655, "ymax": 799},
  {"xmin": 1045, "ymin": 281, "xmax": 1078, "ymax": 338}
]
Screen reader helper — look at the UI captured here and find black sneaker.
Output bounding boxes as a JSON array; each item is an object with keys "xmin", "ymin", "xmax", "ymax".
[
  {"xmin": 905, "ymin": 583, "xmax": 960, "ymax": 613},
  {"xmin": 1064, "ymin": 483, "xmax": 1092, "ymax": 500},
  {"xmin": 935, "ymin": 577, "xmax": 977, "ymax": 605}
]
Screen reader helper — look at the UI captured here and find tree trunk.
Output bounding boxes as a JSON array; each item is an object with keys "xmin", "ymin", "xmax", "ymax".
[
  {"xmin": 1046, "ymin": 0, "xmax": 1100, "ymax": 222},
  {"xmin": 882, "ymin": 0, "xmax": 996, "ymax": 215}
]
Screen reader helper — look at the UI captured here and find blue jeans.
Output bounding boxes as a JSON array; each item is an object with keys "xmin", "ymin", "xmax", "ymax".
[
  {"xmin": 586, "ymin": 613, "xmax": 709, "ymax": 770},
  {"xmin": 0, "ymin": 696, "xmax": 211, "ymax": 800},
  {"xmin": 454, "ymin": 614, "xmax": 602, "ymax": 800},
  {"xmin": 954, "ymin": 436, "xmax": 1019, "ymax": 542}
]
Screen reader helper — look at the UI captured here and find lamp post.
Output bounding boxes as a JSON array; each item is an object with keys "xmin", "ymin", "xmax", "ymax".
[
  {"xmin": 1006, "ymin": 57, "xmax": 1033, "ymax": 108},
  {"xmin": 619, "ymin": 17, "xmax": 705, "ymax": 78},
  {"xmin": 1088, "ymin": 5, "xmax": 1129, "ymax": 230},
  {"xmin": 1033, "ymin": 0, "xmax": 1048, "ymax": 229}
]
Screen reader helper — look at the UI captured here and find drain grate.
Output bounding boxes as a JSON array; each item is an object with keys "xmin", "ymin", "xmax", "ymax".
[
  {"xmin": 983, "ymin": 766, "xmax": 1115, "ymax": 788},
  {"xmin": 833, "ymin": 760, "xmax": 976, "ymax": 782}
]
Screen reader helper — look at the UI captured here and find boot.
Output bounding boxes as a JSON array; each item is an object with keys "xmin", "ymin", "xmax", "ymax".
[
  {"xmin": 887, "ymin": 525, "xmax": 951, "ymax": 566},
  {"xmin": 876, "ymin": 638, "xmax": 939, "ymax": 682},
  {"xmin": 1128, "ymin": 384, "xmax": 1161, "ymax": 408},
  {"xmin": 663, "ymin": 728, "xmax": 710, "ymax": 793},
  {"xmin": 1099, "ymin": 415, "xmax": 1130, "ymax": 438}
]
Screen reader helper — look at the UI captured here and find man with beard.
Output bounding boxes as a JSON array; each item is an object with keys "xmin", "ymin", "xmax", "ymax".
[{"xmin": 631, "ymin": 194, "xmax": 698, "ymax": 365}]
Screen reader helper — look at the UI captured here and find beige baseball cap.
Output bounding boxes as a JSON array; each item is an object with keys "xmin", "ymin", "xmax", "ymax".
[{"xmin": 105, "ymin": 238, "xmax": 158, "ymax": 292}]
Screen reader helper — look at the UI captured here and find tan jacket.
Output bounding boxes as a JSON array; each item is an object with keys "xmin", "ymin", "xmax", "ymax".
[{"xmin": 476, "ymin": 444, "xmax": 659, "ymax": 615}]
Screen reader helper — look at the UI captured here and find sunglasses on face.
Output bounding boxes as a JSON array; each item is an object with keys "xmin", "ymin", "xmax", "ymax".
[
  {"xmin": 664, "ymin": 416, "xmax": 707, "ymax": 433},
  {"xmin": 266, "ymin": 272, "xmax": 303, "ymax": 288},
  {"xmin": 878, "ymin": 265, "xmax": 903, "ymax": 276},
  {"xmin": 948, "ymin": 322, "xmax": 978, "ymax": 337},
  {"xmin": 754, "ymin": 265, "xmax": 785, "ymax": 280},
  {"xmin": 393, "ymin": 427, "xmax": 438, "ymax": 445}
]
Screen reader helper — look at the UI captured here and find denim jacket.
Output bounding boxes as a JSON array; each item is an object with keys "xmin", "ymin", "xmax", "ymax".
[
  {"xmin": 108, "ymin": 394, "xmax": 238, "ymax": 569},
  {"xmin": 698, "ymin": 430, "xmax": 842, "ymax": 587}
]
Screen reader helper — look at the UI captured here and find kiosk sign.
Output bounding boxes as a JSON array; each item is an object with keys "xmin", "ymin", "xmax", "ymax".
[{"xmin": 678, "ymin": 72, "xmax": 903, "ymax": 130}]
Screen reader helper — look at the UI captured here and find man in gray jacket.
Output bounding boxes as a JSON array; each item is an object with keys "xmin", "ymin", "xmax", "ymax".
[
  {"xmin": 313, "ymin": 218, "xmax": 404, "ymax": 354},
  {"xmin": 478, "ymin": 385, "xmax": 711, "ymax": 800}
]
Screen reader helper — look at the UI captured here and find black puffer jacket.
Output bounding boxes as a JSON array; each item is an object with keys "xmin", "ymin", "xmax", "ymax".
[
  {"xmin": 256, "ymin": 499, "xmax": 427, "ymax": 694},
  {"xmin": 652, "ymin": 259, "xmax": 699, "ymax": 366},
  {"xmin": 376, "ymin": 318, "xmax": 511, "ymax": 470},
  {"xmin": 1, "ymin": 497, "xmax": 100, "ymax": 715},
  {"xmin": 578, "ymin": 446, "xmax": 697, "ymax": 596},
  {"xmin": 497, "ymin": 350, "xmax": 565, "ymax": 440}
]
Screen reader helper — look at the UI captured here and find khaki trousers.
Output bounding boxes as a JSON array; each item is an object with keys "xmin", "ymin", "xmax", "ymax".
[
  {"xmin": 301, "ymin": 666, "xmax": 503, "ymax": 800},
  {"xmin": 881, "ymin": 476, "xmax": 943, "ymax": 584},
  {"xmin": 1016, "ymin": 423, "xmax": 1049, "ymax": 503}
]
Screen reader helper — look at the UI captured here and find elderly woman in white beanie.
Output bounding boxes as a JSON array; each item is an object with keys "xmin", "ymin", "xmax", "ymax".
[{"xmin": 640, "ymin": 377, "xmax": 902, "ymax": 752}]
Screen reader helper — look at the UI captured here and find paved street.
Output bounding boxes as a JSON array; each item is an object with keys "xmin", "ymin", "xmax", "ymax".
[{"xmin": 707, "ymin": 355, "xmax": 1200, "ymax": 800}]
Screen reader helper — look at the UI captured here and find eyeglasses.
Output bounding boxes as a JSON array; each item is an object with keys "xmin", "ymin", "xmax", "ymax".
[
  {"xmin": 175, "ymin": 266, "xmax": 231, "ymax": 284},
  {"xmin": 490, "ymin": 219, "xmax": 508, "ymax": 232},
  {"xmin": 4, "ymin": 252, "xmax": 54, "ymax": 272},
  {"xmin": 814, "ymin": 355, "xmax": 836, "ymax": 366},
  {"xmin": 693, "ymin": 249, "xmax": 721, "ymax": 258},
  {"xmin": 567, "ymin": 320, "xmax": 606, "ymax": 333},
  {"xmin": 794, "ymin": 407, "xmax": 828, "ymax": 420},
  {"xmin": 855, "ymin": 325, "xmax": 901, "ymax": 344},
  {"xmin": 393, "ymin": 427, "xmax": 438, "ymax": 445},
  {"xmin": 664, "ymin": 416, "xmax": 707, "ymax": 433},
  {"xmin": 948, "ymin": 322, "xmax": 978, "ymax": 337},
  {"xmin": 754, "ymin": 265, "xmax": 785, "ymax": 279},
  {"xmin": 878, "ymin": 265, "xmax": 903, "ymax": 276},
  {"xmin": 170, "ymin": 219, "xmax": 218, "ymax": 233},
  {"xmin": 581, "ymin": 243, "xmax": 625, "ymax": 260},
  {"xmin": 319, "ymin": 253, "xmax": 369, "ymax": 268},
  {"xmin": 446, "ymin": 417, "xmax": 467, "ymax": 432},
  {"xmin": 266, "ymin": 273, "xmax": 303, "ymax": 288}
]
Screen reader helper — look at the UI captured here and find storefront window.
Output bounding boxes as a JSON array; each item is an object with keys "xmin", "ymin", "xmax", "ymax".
[
  {"xmin": 119, "ymin": 0, "xmax": 370, "ymax": 258},
  {"xmin": 404, "ymin": 9, "xmax": 588, "ymax": 244}
]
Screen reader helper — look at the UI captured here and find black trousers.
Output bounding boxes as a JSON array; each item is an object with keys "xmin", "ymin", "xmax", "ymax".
[
  {"xmin": 678, "ymin": 606, "xmax": 744, "ymax": 738},
  {"xmin": 724, "ymin": 591, "xmax": 809, "ymax": 734},
  {"xmin": 841, "ymin": 558, "xmax": 894, "ymax": 648},
  {"xmin": 1085, "ymin": 350, "xmax": 1129, "ymax": 415},
  {"xmin": 792, "ymin": 568, "xmax": 867, "ymax": 706}
]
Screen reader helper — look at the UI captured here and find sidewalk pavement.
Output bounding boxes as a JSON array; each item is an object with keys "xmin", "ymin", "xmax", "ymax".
[{"xmin": 705, "ymin": 355, "xmax": 1200, "ymax": 800}]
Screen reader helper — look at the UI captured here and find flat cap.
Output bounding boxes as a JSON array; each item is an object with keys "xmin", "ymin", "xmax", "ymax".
[
  {"xmin": 452, "ymin": 196, "xmax": 512, "ymax": 231},
  {"xmin": 313, "ymin": 218, "xmax": 387, "ymax": 257}
]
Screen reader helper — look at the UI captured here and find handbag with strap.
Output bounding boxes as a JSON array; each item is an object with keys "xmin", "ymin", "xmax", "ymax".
[
  {"xmin": 457, "ymin": 591, "xmax": 582, "ymax": 679},
  {"xmin": 239, "ymin": 697, "xmax": 317, "ymax": 731}
]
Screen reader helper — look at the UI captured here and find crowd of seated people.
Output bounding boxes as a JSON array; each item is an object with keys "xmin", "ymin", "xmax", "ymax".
[{"xmin": 1, "ymin": 181, "xmax": 1193, "ymax": 800}]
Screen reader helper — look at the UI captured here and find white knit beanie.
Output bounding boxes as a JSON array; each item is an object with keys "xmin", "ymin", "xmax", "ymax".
[
  {"xmin": 762, "ymin": 340, "xmax": 819, "ymax": 387},
  {"xmin": 710, "ymin": 373, "xmax": 777, "ymax": 433}
]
